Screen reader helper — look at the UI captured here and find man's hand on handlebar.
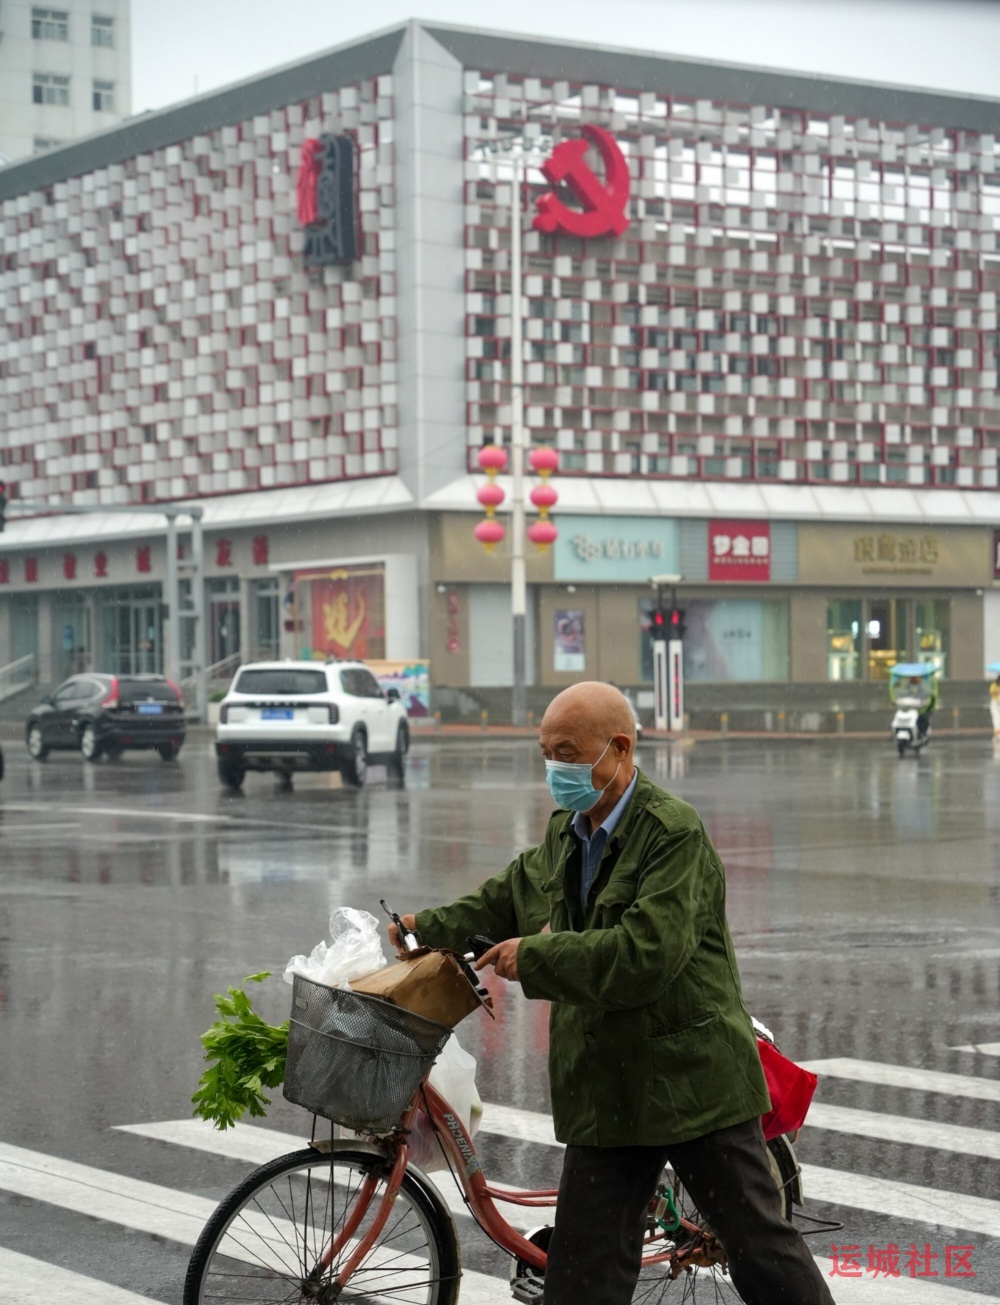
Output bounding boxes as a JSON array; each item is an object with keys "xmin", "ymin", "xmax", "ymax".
[
  {"xmin": 388, "ymin": 914, "xmax": 417, "ymax": 957},
  {"xmin": 475, "ymin": 938, "xmax": 522, "ymax": 982}
]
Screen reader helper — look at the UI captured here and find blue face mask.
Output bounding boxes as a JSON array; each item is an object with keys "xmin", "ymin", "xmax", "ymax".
[{"xmin": 545, "ymin": 739, "xmax": 619, "ymax": 812}]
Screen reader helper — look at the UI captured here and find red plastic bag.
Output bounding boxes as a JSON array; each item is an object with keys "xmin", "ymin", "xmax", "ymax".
[{"xmin": 757, "ymin": 1038, "xmax": 818, "ymax": 1140}]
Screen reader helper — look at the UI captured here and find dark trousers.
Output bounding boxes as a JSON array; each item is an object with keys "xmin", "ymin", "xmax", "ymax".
[{"xmin": 543, "ymin": 1118, "xmax": 837, "ymax": 1305}]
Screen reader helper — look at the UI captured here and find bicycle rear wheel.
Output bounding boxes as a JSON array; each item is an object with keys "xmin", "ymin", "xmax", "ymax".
[
  {"xmin": 183, "ymin": 1144, "xmax": 460, "ymax": 1305},
  {"xmin": 633, "ymin": 1137, "xmax": 795, "ymax": 1302}
]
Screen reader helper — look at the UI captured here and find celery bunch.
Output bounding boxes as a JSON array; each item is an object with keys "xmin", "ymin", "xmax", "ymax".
[{"xmin": 191, "ymin": 972, "xmax": 290, "ymax": 1130}]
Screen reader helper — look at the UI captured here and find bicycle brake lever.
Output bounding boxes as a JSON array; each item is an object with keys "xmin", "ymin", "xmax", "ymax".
[
  {"xmin": 465, "ymin": 934, "xmax": 496, "ymax": 961},
  {"xmin": 455, "ymin": 951, "xmax": 496, "ymax": 1019}
]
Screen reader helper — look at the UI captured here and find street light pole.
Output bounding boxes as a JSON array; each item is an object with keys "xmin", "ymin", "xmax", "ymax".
[{"xmin": 510, "ymin": 153, "xmax": 527, "ymax": 727}]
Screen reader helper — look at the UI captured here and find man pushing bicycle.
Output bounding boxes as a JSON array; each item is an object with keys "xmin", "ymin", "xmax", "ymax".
[{"xmin": 392, "ymin": 681, "xmax": 835, "ymax": 1305}]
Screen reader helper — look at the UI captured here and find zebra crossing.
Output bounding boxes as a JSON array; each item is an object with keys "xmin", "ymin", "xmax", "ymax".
[{"xmin": 2, "ymin": 1052, "xmax": 999, "ymax": 1303}]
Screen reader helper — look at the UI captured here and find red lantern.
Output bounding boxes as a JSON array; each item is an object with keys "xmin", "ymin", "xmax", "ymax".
[
  {"xmin": 528, "ymin": 447, "xmax": 559, "ymax": 476},
  {"xmin": 474, "ymin": 519, "xmax": 506, "ymax": 553},
  {"xmin": 530, "ymin": 484, "xmax": 558, "ymax": 511},
  {"xmin": 476, "ymin": 482, "xmax": 506, "ymax": 513},
  {"xmin": 478, "ymin": 445, "xmax": 508, "ymax": 474},
  {"xmin": 527, "ymin": 520, "xmax": 558, "ymax": 551}
]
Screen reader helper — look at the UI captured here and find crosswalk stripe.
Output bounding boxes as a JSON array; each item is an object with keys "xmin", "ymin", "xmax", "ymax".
[
  {"xmin": 0, "ymin": 1247, "xmax": 167, "ymax": 1305},
  {"xmin": 807, "ymin": 1102, "xmax": 1000, "ymax": 1160},
  {"xmin": 7, "ymin": 1125, "xmax": 998, "ymax": 1304},
  {"xmin": 802, "ymin": 1163, "xmax": 1000, "ymax": 1237},
  {"xmin": 803, "ymin": 1058, "xmax": 1000, "ymax": 1102},
  {"xmin": 0, "ymin": 1139, "xmax": 509, "ymax": 1305},
  {"xmin": 949, "ymin": 1042, "xmax": 1000, "ymax": 1057}
]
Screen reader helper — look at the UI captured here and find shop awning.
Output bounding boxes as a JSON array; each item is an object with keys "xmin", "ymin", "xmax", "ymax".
[
  {"xmin": 421, "ymin": 475, "xmax": 1000, "ymax": 525},
  {"xmin": 0, "ymin": 477, "xmax": 416, "ymax": 551}
]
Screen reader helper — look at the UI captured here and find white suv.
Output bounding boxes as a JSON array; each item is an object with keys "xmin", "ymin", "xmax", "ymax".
[{"xmin": 215, "ymin": 660, "xmax": 409, "ymax": 789}]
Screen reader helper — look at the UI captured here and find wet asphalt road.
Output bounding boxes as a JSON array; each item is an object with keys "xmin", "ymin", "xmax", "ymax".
[{"xmin": 1, "ymin": 725, "xmax": 1000, "ymax": 1298}]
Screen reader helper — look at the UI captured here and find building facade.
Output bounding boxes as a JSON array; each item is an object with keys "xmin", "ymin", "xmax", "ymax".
[
  {"xmin": 0, "ymin": 0, "xmax": 131, "ymax": 164},
  {"xmin": 1, "ymin": 22, "xmax": 999, "ymax": 717}
]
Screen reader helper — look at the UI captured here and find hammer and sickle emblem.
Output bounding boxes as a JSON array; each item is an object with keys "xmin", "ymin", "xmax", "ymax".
[{"xmin": 533, "ymin": 125, "xmax": 631, "ymax": 239}]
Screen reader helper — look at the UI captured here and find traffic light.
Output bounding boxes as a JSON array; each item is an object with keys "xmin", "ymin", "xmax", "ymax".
[
  {"xmin": 649, "ymin": 607, "xmax": 668, "ymax": 639},
  {"xmin": 0, "ymin": 480, "xmax": 6, "ymax": 533},
  {"xmin": 668, "ymin": 607, "xmax": 686, "ymax": 639}
]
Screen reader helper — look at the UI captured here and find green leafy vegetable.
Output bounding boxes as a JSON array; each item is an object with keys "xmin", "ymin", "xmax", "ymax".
[{"xmin": 192, "ymin": 972, "xmax": 290, "ymax": 1130}]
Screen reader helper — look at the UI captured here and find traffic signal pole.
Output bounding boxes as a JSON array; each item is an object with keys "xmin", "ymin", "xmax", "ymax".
[{"xmin": 649, "ymin": 573, "xmax": 684, "ymax": 734}]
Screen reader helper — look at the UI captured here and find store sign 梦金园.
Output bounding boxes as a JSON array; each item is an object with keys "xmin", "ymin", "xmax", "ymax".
[
  {"xmin": 708, "ymin": 521, "xmax": 771, "ymax": 582},
  {"xmin": 553, "ymin": 516, "xmax": 679, "ymax": 583},
  {"xmin": 533, "ymin": 125, "xmax": 630, "ymax": 240}
]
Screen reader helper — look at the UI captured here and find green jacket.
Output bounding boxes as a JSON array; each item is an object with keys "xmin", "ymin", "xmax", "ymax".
[{"xmin": 415, "ymin": 769, "xmax": 770, "ymax": 1147}]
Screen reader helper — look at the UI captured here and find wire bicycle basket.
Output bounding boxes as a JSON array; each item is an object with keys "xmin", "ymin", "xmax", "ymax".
[{"xmin": 283, "ymin": 975, "xmax": 451, "ymax": 1133}]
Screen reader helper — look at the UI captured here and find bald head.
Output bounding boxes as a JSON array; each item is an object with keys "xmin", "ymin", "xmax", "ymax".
[{"xmin": 542, "ymin": 682, "xmax": 637, "ymax": 750}]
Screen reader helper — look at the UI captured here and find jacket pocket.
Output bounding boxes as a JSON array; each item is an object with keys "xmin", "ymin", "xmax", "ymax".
[{"xmin": 649, "ymin": 1011, "xmax": 720, "ymax": 1039}]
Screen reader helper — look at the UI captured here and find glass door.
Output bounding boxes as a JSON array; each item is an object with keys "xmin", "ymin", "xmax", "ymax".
[{"xmin": 208, "ymin": 578, "xmax": 241, "ymax": 667}]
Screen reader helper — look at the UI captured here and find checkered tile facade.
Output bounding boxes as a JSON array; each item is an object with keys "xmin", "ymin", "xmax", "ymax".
[
  {"xmin": 0, "ymin": 76, "xmax": 396, "ymax": 504},
  {"xmin": 464, "ymin": 73, "xmax": 1000, "ymax": 487}
]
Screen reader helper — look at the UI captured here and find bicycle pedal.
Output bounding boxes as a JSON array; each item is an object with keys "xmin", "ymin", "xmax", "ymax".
[{"xmin": 510, "ymin": 1274, "xmax": 545, "ymax": 1303}]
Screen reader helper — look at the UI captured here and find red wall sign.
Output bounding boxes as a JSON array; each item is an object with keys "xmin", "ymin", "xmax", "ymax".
[
  {"xmin": 533, "ymin": 125, "xmax": 630, "ymax": 239},
  {"xmin": 708, "ymin": 521, "xmax": 771, "ymax": 582}
]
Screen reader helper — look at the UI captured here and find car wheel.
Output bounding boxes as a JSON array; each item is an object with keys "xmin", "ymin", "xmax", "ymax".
[
  {"xmin": 80, "ymin": 723, "xmax": 103, "ymax": 763},
  {"xmin": 343, "ymin": 727, "xmax": 368, "ymax": 787},
  {"xmin": 26, "ymin": 722, "xmax": 50, "ymax": 761},
  {"xmin": 157, "ymin": 741, "xmax": 181, "ymax": 761},
  {"xmin": 388, "ymin": 721, "xmax": 409, "ymax": 778},
  {"xmin": 217, "ymin": 757, "xmax": 245, "ymax": 790}
]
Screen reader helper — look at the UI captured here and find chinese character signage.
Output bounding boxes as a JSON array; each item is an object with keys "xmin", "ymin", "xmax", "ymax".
[
  {"xmin": 709, "ymin": 521, "xmax": 771, "ymax": 583},
  {"xmin": 296, "ymin": 135, "xmax": 359, "ymax": 267},
  {"xmin": 798, "ymin": 523, "xmax": 989, "ymax": 588},
  {"xmin": 553, "ymin": 516, "xmax": 679, "ymax": 583}
]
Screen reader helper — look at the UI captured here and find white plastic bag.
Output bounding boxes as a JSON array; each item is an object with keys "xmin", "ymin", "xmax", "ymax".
[
  {"xmin": 284, "ymin": 906, "xmax": 387, "ymax": 988},
  {"xmin": 406, "ymin": 1033, "xmax": 483, "ymax": 1174}
]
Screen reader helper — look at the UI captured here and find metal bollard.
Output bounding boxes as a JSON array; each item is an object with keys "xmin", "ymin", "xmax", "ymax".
[
  {"xmin": 777, "ymin": 710, "xmax": 786, "ymax": 734},
  {"xmin": 480, "ymin": 709, "xmax": 489, "ymax": 734},
  {"xmin": 836, "ymin": 711, "xmax": 845, "ymax": 735},
  {"xmin": 952, "ymin": 706, "xmax": 960, "ymax": 732},
  {"xmin": 526, "ymin": 709, "xmax": 534, "ymax": 729},
  {"xmin": 434, "ymin": 710, "xmax": 442, "ymax": 733},
  {"xmin": 720, "ymin": 711, "xmax": 729, "ymax": 738}
]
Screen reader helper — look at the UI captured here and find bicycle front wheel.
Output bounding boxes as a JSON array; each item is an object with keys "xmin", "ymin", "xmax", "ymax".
[{"xmin": 183, "ymin": 1144, "xmax": 460, "ymax": 1305}]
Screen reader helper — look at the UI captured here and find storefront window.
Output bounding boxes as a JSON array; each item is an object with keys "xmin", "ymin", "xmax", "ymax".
[
  {"xmin": 867, "ymin": 597, "xmax": 907, "ymax": 679},
  {"xmin": 640, "ymin": 598, "xmax": 790, "ymax": 682},
  {"xmin": 914, "ymin": 599, "xmax": 949, "ymax": 675},
  {"xmin": 254, "ymin": 578, "xmax": 280, "ymax": 660},
  {"xmin": 825, "ymin": 597, "xmax": 950, "ymax": 680},
  {"xmin": 827, "ymin": 599, "xmax": 861, "ymax": 681}
]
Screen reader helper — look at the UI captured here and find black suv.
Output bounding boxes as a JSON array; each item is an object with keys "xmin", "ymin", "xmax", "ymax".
[{"xmin": 25, "ymin": 673, "xmax": 186, "ymax": 763}]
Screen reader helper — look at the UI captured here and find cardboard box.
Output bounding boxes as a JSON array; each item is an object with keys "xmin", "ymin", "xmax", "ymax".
[{"xmin": 350, "ymin": 949, "xmax": 488, "ymax": 1027}]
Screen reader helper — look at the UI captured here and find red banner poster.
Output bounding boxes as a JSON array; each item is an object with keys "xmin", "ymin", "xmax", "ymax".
[
  {"xmin": 708, "ymin": 521, "xmax": 771, "ymax": 582},
  {"xmin": 303, "ymin": 567, "xmax": 385, "ymax": 660}
]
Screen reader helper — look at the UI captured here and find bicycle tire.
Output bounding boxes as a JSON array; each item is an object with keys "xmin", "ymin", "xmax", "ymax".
[
  {"xmin": 183, "ymin": 1144, "xmax": 461, "ymax": 1305},
  {"xmin": 632, "ymin": 1136, "xmax": 793, "ymax": 1302}
]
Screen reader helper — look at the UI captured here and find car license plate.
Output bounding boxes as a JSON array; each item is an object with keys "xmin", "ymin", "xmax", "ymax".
[
  {"xmin": 261, "ymin": 708, "xmax": 293, "ymax": 720},
  {"xmin": 137, "ymin": 703, "xmax": 163, "ymax": 715}
]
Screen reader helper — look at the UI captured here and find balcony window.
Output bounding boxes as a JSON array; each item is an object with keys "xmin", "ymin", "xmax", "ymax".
[
  {"xmin": 93, "ymin": 80, "xmax": 115, "ymax": 112},
  {"xmin": 32, "ymin": 73, "xmax": 70, "ymax": 106},
  {"xmin": 92, "ymin": 15, "xmax": 114, "ymax": 47},
  {"xmin": 32, "ymin": 8, "xmax": 68, "ymax": 40}
]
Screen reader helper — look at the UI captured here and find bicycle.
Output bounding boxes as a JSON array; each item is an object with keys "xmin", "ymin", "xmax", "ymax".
[{"xmin": 183, "ymin": 960, "xmax": 810, "ymax": 1304}]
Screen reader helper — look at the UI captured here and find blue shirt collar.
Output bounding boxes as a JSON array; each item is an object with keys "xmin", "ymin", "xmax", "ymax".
[{"xmin": 570, "ymin": 767, "xmax": 639, "ymax": 845}]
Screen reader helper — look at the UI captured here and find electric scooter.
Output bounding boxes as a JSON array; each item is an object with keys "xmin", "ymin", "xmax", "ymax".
[{"xmin": 889, "ymin": 662, "xmax": 939, "ymax": 757}]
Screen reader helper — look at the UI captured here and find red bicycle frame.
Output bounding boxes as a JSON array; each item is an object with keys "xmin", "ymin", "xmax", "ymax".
[{"xmin": 322, "ymin": 1076, "xmax": 697, "ymax": 1288}]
